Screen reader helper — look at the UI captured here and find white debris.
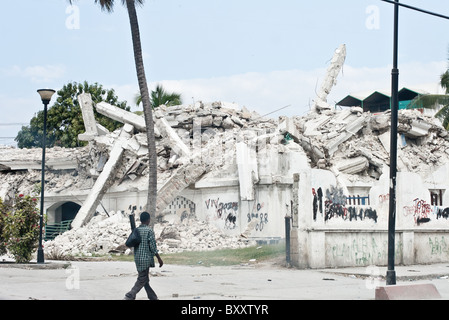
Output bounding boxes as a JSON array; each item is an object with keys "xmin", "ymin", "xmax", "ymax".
[
  {"xmin": 2, "ymin": 97, "xmax": 449, "ymax": 257},
  {"xmin": 44, "ymin": 212, "xmax": 254, "ymax": 257}
]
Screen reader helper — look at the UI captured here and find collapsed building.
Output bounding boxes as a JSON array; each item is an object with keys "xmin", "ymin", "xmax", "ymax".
[
  {"xmin": 2, "ymin": 43, "xmax": 449, "ymax": 268},
  {"xmin": 2, "ymin": 96, "xmax": 449, "ymax": 267}
]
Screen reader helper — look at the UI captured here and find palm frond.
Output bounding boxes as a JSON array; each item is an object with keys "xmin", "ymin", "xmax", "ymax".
[
  {"xmin": 435, "ymin": 105, "xmax": 449, "ymax": 130},
  {"xmin": 441, "ymin": 70, "xmax": 449, "ymax": 94},
  {"xmin": 94, "ymin": 0, "xmax": 115, "ymax": 12},
  {"xmin": 407, "ymin": 94, "xmax": 449, "ymax": 110}
]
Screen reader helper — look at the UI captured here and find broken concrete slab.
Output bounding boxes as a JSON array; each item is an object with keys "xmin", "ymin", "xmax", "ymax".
[
  {"xmin": 155, "ymin": 117, "xmax": 191, "ymax": 158},
  {"xmin": 95, "ymin": 102, "xmax": 146, "ymax": 132},
  {"xmin": 71, "ymin": 125, "xmax": 133, "ymax": 229},
  {"xmin": 325, "ymin": 114, "xmax": 367, "ymax": 155},
  {"xmin": 335, "ymin": 156, "xmax": 369, "ymax": 175},
  {"xmin": 78, "ymin": 93, "xmax": 100, "ymax": 141},
  {"xmin": 155, "ymin": 163, "xmax": 206, "ymax": 221},
  {"xmin": 405, "ymin": 120, "xmax": 433, "ymax": 138},
  {"xmin": 312, "ymin": 44, "xmax": 346, "ymax": 113}
]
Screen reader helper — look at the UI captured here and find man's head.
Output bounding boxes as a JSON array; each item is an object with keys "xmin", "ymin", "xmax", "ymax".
[{"xmin": 140, "ymin": 211, "xmax": 151, "ymax": 224}]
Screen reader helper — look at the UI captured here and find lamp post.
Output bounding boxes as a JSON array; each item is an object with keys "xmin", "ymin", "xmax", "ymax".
[
  {"xmin": 386, "ymin": 0, "xmax": 400, "ymax": 286},
  {"xmin": 381, "ymin": 0, "xmax": 449, "ymax": 286},
  {"xmin": 36, "ymin": 89, "xmax": 56, "ymax": 264}
]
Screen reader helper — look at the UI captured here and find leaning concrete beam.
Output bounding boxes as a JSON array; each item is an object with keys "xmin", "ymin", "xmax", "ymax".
[
  {"xmin": 313, "ymin": 44, "xmax": 346, "ymax": 113},
  {"xmin": 78, "ymin": 93, "xmax": 99, "ymax": 141},
  {"xmin": 156, "ymin": 117, "xmax": 190, "ymax": 158},
  {"xmin": 71, "ymin": 125, "xmax": 132, "ymax": 229},
  {"xmin": 155, "ymin": 163, "xmax": 206, "ymax": 222},
  {"xmin": 96, "ymin": 102, "xmax": 146, "ymax": 132}
]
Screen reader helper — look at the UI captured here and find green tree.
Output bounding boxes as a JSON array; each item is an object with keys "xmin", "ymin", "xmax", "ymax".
[
  {"xmin": 408, "ymin": 67, "xmax": 449, "ymax": 130},
  {"xmin": 135, "ymin": 84, "xmax": 183, "ymax": 108},
  {"xmin": 15, "ymin": 81, "xmax": 130, "ymax": 148},
  {"xmin": 70, "ymin": 0, "xmax": 158, "ymax": 217}
]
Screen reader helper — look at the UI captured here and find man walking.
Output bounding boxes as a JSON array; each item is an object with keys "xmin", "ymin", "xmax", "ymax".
[{"xmin": 125, "ymin": 211, "xmax": 163, "ymax": 300}]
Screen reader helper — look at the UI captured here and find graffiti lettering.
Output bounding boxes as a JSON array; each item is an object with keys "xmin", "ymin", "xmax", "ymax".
[
  {"xmin": 331, "ymin": 237, "xmax": 389, "ymax": 266},
  {"xmin": 314, "ymin": 185, "xmax": 376, "ymax": 223},
  {"xmin": 378, "ymin": 194, "xmax": 389, "ymax": 203},
  {"xmin": 428, "ymin": 236, "xmax": 449, "ymax": 256},
  {"xmin": 205, "ymin": 198, "xmax": 238, "ymax": 229},
  {"xmin": 247, "ymin": 202, "xmax": 268, "ymax": 232},
  {"xmin": 403, "ymin": 198, "xmax": 431, "ymax": 225},
  {"xmin": 312, "ymin": 187, "xmax": 323, "ymax": 221},
  {"xmin": 436, "ymin": 207, "xmax": 449, "ymax": 220}
]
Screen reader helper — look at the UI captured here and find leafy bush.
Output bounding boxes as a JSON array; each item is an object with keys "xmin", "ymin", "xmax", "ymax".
[
  {"xmin": 0, "ymin": 198, "xmax": 8, "ymax": 256},
  {"xmin": 1, "ymin": 194, "xmax": 40, "ymax": 263}
]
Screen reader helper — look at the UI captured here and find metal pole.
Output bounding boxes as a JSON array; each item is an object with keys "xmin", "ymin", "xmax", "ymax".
[
  {"xmin": 37, "ymin": 101, "xmax": 48, "ymax": 264},
  {"xmin": 386, "ymin": 0, "xmax": 399, "ymax": 285},
  {"xmin": 285, "ymin": 216, "xmax": 291, "ymax": 267}
]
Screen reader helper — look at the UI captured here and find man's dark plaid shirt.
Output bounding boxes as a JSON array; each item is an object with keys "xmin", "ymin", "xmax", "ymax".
[{"xmin": 134, "ymin": 225, "xmax": 158, "ymax": 272}]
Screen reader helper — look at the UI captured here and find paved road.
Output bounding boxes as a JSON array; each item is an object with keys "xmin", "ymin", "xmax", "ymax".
[{"xmin": 1, "ymin": 259, "xmax": 449, "ymax": 301}]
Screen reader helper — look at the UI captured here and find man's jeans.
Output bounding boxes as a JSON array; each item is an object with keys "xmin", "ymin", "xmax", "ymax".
[{"xmin": 125, "ymin": 268, "xmax": 158, "ymax": 300}]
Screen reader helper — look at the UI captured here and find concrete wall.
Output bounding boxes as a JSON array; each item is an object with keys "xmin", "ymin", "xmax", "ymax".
[
  {"xmin": 43, "ymin": 149, "xmax": 449, "ymax": 269},
  {"xmin": 190, "ymin": 183, "xmax": 292, "ymax": 239},
  {"xmin": 290, "ymin": 165, "xmax": 449, "ymax": 269}
]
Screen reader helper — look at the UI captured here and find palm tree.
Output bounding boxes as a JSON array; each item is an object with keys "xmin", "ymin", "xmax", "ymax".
[
  {"xmin": 408, "ymin": 68, "xmax": 449, "ymax": 130},
  {"xmin": 69, "ymin": 0, "xmax": 157, "ymax": 217},
  {"xmin": 135, "ymin": 84, "xmax": 183, "ymax": 108}
]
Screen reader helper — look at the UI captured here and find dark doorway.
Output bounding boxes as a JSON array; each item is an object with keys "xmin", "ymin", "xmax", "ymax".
[{"xmin": 61, "ymin": 202, "xmax": 81, "ymax": 221}]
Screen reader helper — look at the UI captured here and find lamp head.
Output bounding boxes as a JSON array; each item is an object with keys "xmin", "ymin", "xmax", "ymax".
[{"xmin": 37, "ymin": 89, "xmax": 56, "ymax": 104}]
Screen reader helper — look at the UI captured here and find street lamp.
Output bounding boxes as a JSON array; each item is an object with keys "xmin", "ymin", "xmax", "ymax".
[
  {"xmin": 381, "ymin": 0, "xmax": 449, "ymax": 286},
  {"xmin": 36, "ymin": 89, "xmax": 56, "ymax": 264},
  {"xmin": 386, "ymin": 0, "xmax": 400, "ymax": 286}
]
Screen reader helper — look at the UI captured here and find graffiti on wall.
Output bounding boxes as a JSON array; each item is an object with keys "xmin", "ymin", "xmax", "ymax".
[
  {"xmin": 428, "ymin": 236, "xmax": 449, "ymax": 257},
  {"xmin": 247, "ymin": 202, "xmax": 268, "ymax": 232},
  {"xmin": 204, "ymin": 196, "xmax": 271, "ymax": 232},
  {"xmin": 403, "ymin": 198, "xmax": 449, "ymax": 225},
  {"xmin": 313, "ymin": 185, "xmax": 378, "ymax": 223},
  {"xmin": 403, "ymin": 198, "xmax": 431, "ymax": 225},
  {"xmin": 330, "ymin": 236, "xmax": 402, "ymax": 266},
  {"xmin": 312, "ymin": 187, "xmax": 323, "ymax": 221},
  {"xmin": 331, "ymin": 237, "xmax": 386, "ymax": 266},
  {"xmin": 205, "ymin": 198, "xmax": 238, "ymax": 229}
]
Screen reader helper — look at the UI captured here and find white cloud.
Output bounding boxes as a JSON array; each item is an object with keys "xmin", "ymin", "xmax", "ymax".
[
  {"xmin": 110, "ymin": 60, "xmax": 447, "ymax": 118},
  {"xmin": 4, "ymin": 65, "xmax": 66, "ymax": 83}
]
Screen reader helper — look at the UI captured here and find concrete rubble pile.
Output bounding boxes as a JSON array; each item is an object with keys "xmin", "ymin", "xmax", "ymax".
[
  {"xmin": 2, "ymin": 92, "xmax": 449, "ymax": 257},
  {"xmin": 44, "ymin": 211, "xmax": 253, "ymax": 257},
  {"xmin": 0, "ymin": 146, "xmax": 91, "ymax": 200},
  {"xmin": 296, "ymin": 107, "xmax": 449, "ymax": 183}
]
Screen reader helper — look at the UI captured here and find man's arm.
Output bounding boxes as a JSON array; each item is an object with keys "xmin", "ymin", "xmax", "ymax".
[
  {"xmin": 155, "ymin": 253, "xmax": 163, "ymax": 268},
  {"xmin": 149, "ymin": 229, "xmax": 163, "ymax": 267}
]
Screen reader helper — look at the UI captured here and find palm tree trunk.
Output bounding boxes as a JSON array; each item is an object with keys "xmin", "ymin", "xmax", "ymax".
[{"xmin": 125, "ymin": 0, "xmax": 157, "ymax": 217}]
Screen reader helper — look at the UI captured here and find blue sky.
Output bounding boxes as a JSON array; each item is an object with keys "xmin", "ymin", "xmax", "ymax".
[{"xmin": 1, "ymin": 0, "xmax": 449, "ymax": 141}]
